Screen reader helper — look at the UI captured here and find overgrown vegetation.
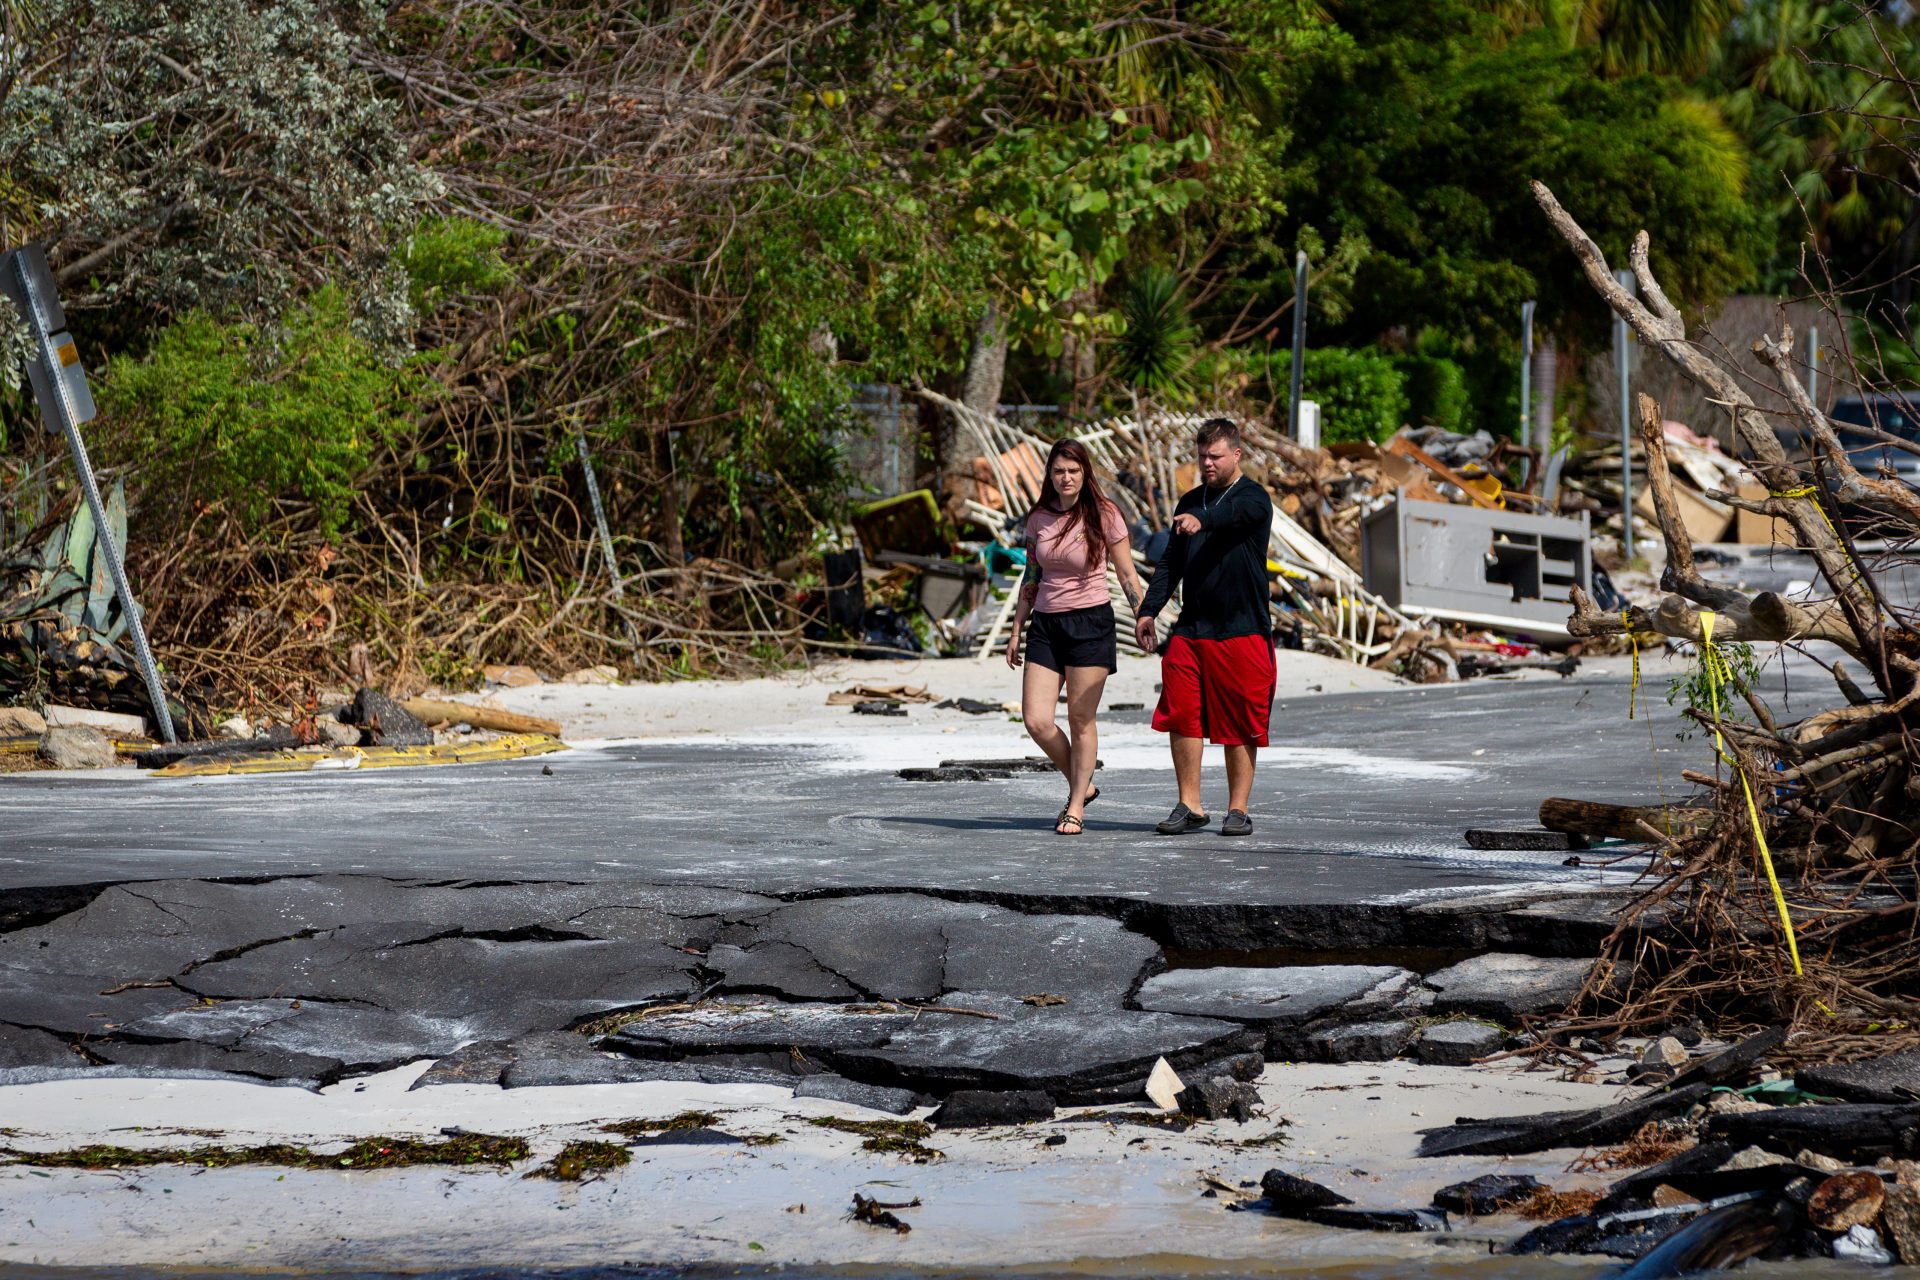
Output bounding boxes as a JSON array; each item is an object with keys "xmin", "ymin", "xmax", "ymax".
[{"xmin": 0, "ymin": 0, "xmax": 1910, "ymax": 709}]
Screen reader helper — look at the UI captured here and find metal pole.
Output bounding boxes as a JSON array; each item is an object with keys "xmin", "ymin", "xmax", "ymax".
[
  {"xmin": 12, "ymin": 257, "xmax": 175, "ymax": 742},
  {"xmin": 573, "ymin": 424, "xmax": 624, "ymax": 601},
  {"xmin": 1807, "ymin": 326, "xmax": 1820, "ymax": 409},
  {"xmin": 1520, "ymin": 300, "xmax": 1536, "ymax": 473},
  {"xmin": 1614, "ymin": 269, "xmax": 1638, "ymax": 562},
  {"xmin": 1288, "ymin": 250, "xmax": 1308, "ymax": 442}
]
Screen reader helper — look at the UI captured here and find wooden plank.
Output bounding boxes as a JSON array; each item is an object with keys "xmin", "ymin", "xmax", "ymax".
[{"xmin": 401, "ymin": 698, "xmax": 563, "ymax": 737}]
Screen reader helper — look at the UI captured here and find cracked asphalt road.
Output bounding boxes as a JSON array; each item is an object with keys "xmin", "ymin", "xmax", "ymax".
[{"xmin": 0, "ymin": 656, "xmax": 1845, "ymax": 1095}]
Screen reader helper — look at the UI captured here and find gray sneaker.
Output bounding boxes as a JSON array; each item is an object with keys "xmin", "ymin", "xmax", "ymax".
[
  {"xmin": 1221, "ymin": 810, "xmax": 1253, "ymax": 837},
  {"xmin": 1156, "ymin": 803, "xmax": 1211, "ymax": 835}
]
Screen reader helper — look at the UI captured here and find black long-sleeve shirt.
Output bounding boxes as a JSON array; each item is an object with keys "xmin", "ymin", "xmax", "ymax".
[{"xmin": 1139, "ymin": 476, "xmax": 1273, "ymax": 641}]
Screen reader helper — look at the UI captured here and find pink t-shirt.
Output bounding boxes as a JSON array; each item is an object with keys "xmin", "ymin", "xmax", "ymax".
[{"xmin": 1027, "ymin": 500, "xmax": 1128, "ymax": 613}]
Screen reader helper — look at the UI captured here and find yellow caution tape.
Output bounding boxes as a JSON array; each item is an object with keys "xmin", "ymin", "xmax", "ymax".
[
  {"xmin": 1770, "ymin": 484, "xmax": 1870, "ymax": 600},
  {"xmin": 1623, "ymin": 608, "xmax": 1640, "ymax": 720},
  {"xmin": 1698, "ymin": 611, "xmax": 1805, "ymax": 978},
  {"xmin": 151, "ymin": 732, "xmax": 567, "ymax": 778}
]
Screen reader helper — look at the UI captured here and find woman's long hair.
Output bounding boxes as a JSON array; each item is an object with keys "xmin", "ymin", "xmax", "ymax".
[{"xmin": 1036, "ymin": 438, "xmax": 1114, "ymax": 570}]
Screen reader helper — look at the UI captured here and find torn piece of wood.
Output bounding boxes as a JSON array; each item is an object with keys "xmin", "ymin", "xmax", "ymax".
[
  {"xmin": 1540, "ymin": 798, "xmax": 1715, "ymax": 841},
  {"xmin": 400, "ymin": 698, "xmax": 562, "ymax": 737},
  {"xmin": 1384, "ymin": 437, "xmax": 1502, "ymax": 510}
]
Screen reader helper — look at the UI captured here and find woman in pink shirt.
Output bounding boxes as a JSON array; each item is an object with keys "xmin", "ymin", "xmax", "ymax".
[{"xmin": 1007, "ymin": 439, "xmax": 1146, "ymax": 834}]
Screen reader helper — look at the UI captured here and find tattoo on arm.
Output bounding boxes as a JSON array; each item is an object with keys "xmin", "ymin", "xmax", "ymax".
[
  {"xmin": 1019, "ymin": 537, "xmax": 1041, "ymax": 602},
  {"xmin": 1123, "ymin": 580, "xmax": 1142, "ymax": 612}
]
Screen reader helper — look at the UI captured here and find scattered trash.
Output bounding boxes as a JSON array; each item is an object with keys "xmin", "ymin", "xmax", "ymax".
[
  {"xmin": 1432, "ymin": 1174, "xmax": 1544, "ymax": 1216},
  {"xmin": 853, "ymin": 701, "xmax": 908, "ymax": 717},
  {"xmin": 826, "ymin": 684, "xmax": 937, "ymax": 706},
  {"xmin": 1145, "ymin": 1057, "xmax": 1185, "ymax": 1111},
  {"xmin": 848, "ymin": 1192, "xmax": 920, "ymax": 1234}
]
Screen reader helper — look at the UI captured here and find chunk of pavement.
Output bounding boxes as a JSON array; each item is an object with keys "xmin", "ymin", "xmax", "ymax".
[
  {"xmin": 1422, "ymin": 953, "xmax": 1599, "ymax": 1021},
  {"xmin": 940, "ymin": 908, "xmax": 1161, "ymax": 1009},
  {"xmin": 1179, "ymin": 1076, "xmax": 1260, "ymax": 1123},
  {"xmin": 345, "ymin": 687, "xmax": 433, "ymax": 746},
  {"xmin": 1464, "ymin": 829, "xmax": 1589, "ymax": 851},
  {"xmin": 89, "ymin": 1038, "xmax": 345, "ymax": 1085},
  {"xmin": 930, "ymin": 1089, "xmax": 1055, "ymax": 1127},
  {"xmin": 605, "ymin": 998, "xmax": 919, "ymax": 1062},
  {"xmin": 179, "ymin": 923, "xmax": 698, "ymax": 1040},
  {"xmin": 37, "ymin": 724, "xmax": 116, "ymax": 769},
  {"xmin": 1210, "ymin": 1051, "xmax": 1265, "ymax": 1082},
  {"xmin": 1145, "ymin": 1057, "xmax": 1184, "ymax": 1110},
  {"xmin": 0, "ymin": 706, "xmax": 47, "ymax": 736},
  {"xmin": 1703, "ymin": 1103, "xmax": 1920, "ymax": 1161},
  {"xmin": 1415, "ymin": 1083, "xmax": 1714, "ymax": 1159},
  {"xmin": 628, "ymin": 1128, "xmax": 743, "ymax": 1146},
  {"xmin": 1798, "ymin": 1046, "xmax": 1920, "ymax": 1105},
  {"xmin": 793, "ymin": 1074, "xmax": 922, "ymax": 1115},
  {"xmin": 0, "ymin": 1022, "xmax": 76, "ymax": 1069},
  {"xmin": 706, "ymin": 942, "xmax": 859, "ymax": 1001},
  {"xmin": 712, "ymin": 895, "xmax": 979, "ymax": 1002},
  {"xmin": 898, "ymin": 767, "xmax": 1004, "ymax": 781},
  {"xmin": 1260, "ymin": 1168, "xmax": 1352, "ymax": 1216},
  {"xmin": 1416, "ymin": 1021, "xmax": 1504, "ymax": 1066},
  {"xmin": 837, "ymin": 993, "xmax": 1258, "ymax": 1104},
  {"xmin": 1432, "ymin": 1174, "xmax": 1543, "ymax": 1216},
  {"xmin": 1311, "ymin": 1020, "xmax": 1416, "ymax": 1063},
  {"xmin": 412, "ymin": 1040, "xmax": 516, "ymax": 1088},
  {"xmin": 1304, "ymin": 1206, "xmax": 1450, "ymax": 1233},
  {"xmin": 504, "ymin": 1054, "xmax": 712, "ymax": 1088},
  {"xmin": 1136, "ymin": 965, "xmax": 1417, "ymax": 1029}
]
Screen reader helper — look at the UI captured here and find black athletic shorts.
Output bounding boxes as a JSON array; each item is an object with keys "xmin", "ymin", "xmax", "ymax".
[{"xmin": 1025, "ymin": 603, "xmax": 1118, "ymax": 673}]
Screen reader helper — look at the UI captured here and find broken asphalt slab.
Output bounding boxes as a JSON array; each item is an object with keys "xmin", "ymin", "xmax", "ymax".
[
  {"xmin": 0, "ymin": 675, "xmax": 1754, "ymax": 1095},
  {"xmin": 0, "ymin": 678, "xmax": 1685, "ymax": 950}
]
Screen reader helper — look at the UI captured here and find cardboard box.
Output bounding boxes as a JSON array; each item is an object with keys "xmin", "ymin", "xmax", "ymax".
[
  {"xmin": 1732, "ymin": 481, "xmax": 1800, "ymax": 547},
  {"xmin": 1635, "ymin": 484, "xmax": 1731, "ymax": 545}
]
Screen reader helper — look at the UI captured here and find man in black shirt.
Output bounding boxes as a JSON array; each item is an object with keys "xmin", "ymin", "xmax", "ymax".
[{"xmin": 1135, "ymin": 419, "xmax": 1276, "ymax": 837}]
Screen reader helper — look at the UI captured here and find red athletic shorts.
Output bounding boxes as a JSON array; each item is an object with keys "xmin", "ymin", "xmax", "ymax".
[{"xmin": 1151, "ymin": 633, "xmax": 1276, "ymax": 747}]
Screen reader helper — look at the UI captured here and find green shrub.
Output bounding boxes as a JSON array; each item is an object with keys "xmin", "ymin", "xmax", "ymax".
[
  {"xmin": 1298, "ymin": 347, "xmax": 1407, "ymax": 444},
  {"xmin": 1394, "ymin": 355, "xmax": 1471, "ymax": 434},
  {"xmin": 100, "ymin": 287, "xmax": 427, "ymax": 533}
]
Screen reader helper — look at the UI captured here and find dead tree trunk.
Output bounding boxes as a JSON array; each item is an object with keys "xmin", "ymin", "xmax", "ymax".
[{"xmin": 1532, "ymin": 184, "xmax": 1920, "ymax": 1033}]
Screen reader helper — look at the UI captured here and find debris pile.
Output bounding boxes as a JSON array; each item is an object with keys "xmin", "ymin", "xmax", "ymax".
[{"xmin": 903, "ymin": 386, "xmax": 1598, "ymax": 682}]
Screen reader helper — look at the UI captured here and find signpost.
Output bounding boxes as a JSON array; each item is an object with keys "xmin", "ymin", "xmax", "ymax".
[
  {"xmin": 1, "ymin": 243, "xmax": 177, "ymax": 742},
  {"xmin": 1613, "ymin": 268, "xmax": 1638, "ymax": 562},
  {"xmin": 1288, "ymin": 250, "xmax": 1308, "ymax": 443}
]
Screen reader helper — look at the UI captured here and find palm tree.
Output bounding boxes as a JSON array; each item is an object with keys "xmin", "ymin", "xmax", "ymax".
[
  {"xmin": 1480, "ymin": 0, "xmax": 1740, "ymax": 76},
  {"xmin": 1111, "ymin": 265, "xmax": 1199, "ymax": 400}
]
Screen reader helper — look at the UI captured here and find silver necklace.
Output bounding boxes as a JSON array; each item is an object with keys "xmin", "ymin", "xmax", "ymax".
[{"xmin": 1201, "ymin": 476, "xmax": 1240, "ymax": 510}]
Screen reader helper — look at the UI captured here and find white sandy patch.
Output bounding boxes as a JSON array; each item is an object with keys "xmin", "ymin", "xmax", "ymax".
[
  {"xmin": 463, "ymin": 651, "xmax": 1410, "ymax": 743},
  {"xmin": 0, "ymin": 1058, "xmax": 1626, "ymax": 1271}
]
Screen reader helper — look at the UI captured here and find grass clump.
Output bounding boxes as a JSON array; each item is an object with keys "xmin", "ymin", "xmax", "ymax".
[
  {"xmin": 525, "ymin": 1140, "xmax": 631, "ymax": 1181},
  {"xmin": 807, "ymin": 1117, "xmax": 941, "ymax": 1162},
  {"xmin": 602, "ymin": 1111, "xmax": 720, "ymax": 1137}
]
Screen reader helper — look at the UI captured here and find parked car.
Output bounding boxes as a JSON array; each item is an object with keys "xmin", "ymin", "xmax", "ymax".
[{"xmin": 1826, "ymin": 393, "xmax": 1920, "ymax": 490}]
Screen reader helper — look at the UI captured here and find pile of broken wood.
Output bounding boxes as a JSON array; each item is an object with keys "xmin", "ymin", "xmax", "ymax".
[{"xmin": 1262, "ymin": 1027, "xmax": 1920, "ymax": 1267}]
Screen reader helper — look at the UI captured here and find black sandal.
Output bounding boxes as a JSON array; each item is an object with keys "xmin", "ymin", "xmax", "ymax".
[{"xmin": 1055, "ymin": 812, "xmax": 1084, "ymax": 836}]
